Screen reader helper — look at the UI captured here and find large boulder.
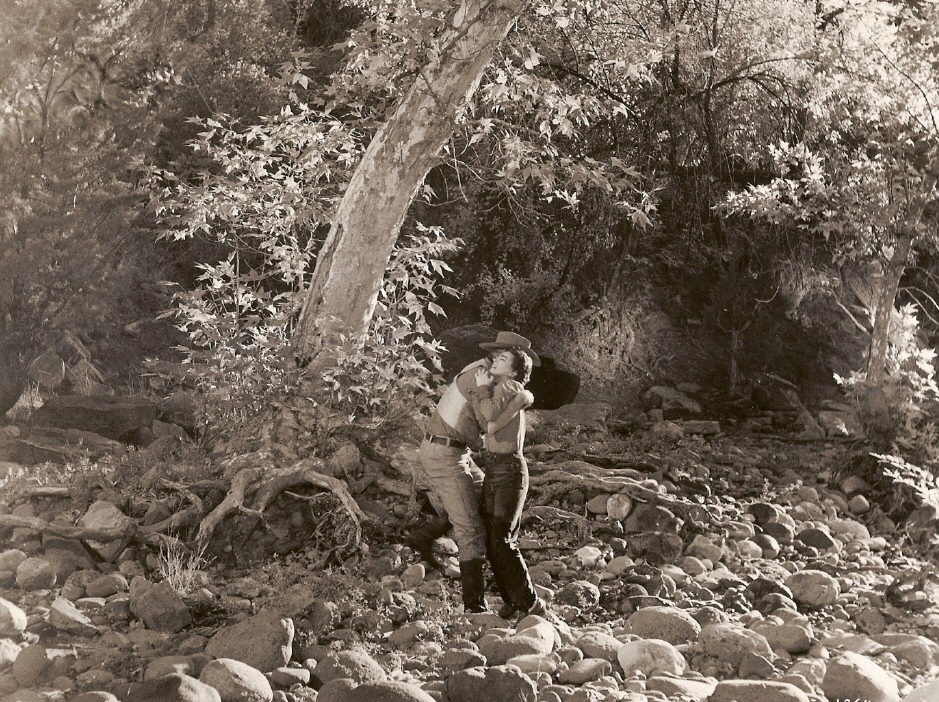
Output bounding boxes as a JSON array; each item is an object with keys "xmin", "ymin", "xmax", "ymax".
[
  {"xmin": 822, "ymin": 652, "xmax": 899, "ymax": 702},
  {"xmin": 127, "ymin": 672, "xmax": 222, "ymax": 702},
  {"xmin": 198, "ymin": 658, "xmax": 273, "ymax": 702},
  {"xmin": 206, "ymin": 611, "xmax": 294, "ymax": 672},
  {"xmin": 444, "ymin": 665, "xmax": 537, "ymax": 702},
  {"xmin": 30, "ymin": 394, "xmax": 158, "ymax": 443},
  {"xmin": 129, "ymin": 578, "xmax": 192, "ymax": 633},
  {"xmin": 439, "ymin": 325, "xmax": 580, "ymax": 410}
]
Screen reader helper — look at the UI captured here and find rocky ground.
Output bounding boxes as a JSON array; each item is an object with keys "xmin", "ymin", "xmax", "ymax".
[{"xmin": 1, "ymin": 400, "xmax": 939, "ymax": 702}]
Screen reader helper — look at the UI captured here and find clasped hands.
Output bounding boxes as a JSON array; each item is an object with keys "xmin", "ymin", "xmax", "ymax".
[{"xmin": 475, "ymin": 367, "xmax": 494, "ymax": 387}]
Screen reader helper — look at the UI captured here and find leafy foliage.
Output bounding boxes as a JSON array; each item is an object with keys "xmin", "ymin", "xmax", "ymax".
[{"xmin": 317, "ymin": 226, "xmax": 459, "ymax": 425}]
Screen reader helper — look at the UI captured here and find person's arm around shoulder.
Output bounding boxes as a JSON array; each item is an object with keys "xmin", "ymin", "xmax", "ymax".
[{"xmin": 486, "ymin": 379, "xmax": 533, "ymax": 435}]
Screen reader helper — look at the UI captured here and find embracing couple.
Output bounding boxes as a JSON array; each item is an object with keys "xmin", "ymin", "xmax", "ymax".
[{"xmin": 408, "ymin": 331, "xmax": 547, "ymax": 619}]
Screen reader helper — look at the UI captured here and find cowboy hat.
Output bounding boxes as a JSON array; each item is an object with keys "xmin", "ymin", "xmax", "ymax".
[{"xmin": 479, "ymin": 331, "xmax": 541, "ymax": 366}]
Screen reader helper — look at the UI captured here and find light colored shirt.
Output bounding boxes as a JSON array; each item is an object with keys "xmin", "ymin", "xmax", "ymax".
[{"xmin": 423, "ymin": 360, "xmax": 489, "ymax": 448}]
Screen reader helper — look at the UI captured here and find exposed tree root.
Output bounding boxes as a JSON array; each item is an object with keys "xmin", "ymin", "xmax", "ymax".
[
  {"xmin": 193, "ymin": 458, "xmax": 371, "ymax": 550},
  {"xmin": 195, "ymin": 467, "xmax": 263, "ymax": 546}
]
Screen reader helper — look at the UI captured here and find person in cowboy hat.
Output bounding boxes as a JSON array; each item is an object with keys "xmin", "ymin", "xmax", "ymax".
[
  {"xmin": 407, "ymin": 331, "xmax": 544, "ymax": 615},
  {"xmin": 471, "ymin": 336, "xmax": 548, "ymax": 619}
]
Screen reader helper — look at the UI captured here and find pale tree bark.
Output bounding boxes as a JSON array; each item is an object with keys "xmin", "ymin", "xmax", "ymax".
[
  {"xmin": 865, "ymin": 234, "xmax": 913, "ymax": 386},
  {"xmin": 865, "ymin": 172, "xmax": 938, "ymax": 385},
  {"xmin": 293, "ymin": 0, "xmax": 527, "ymax": 368}
]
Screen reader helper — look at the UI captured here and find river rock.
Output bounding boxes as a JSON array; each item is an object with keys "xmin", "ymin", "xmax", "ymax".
[
  {"xmin": 314, "ymin": 649, "xmax": 387, "ymax": 686},
  {"xmin": 555, "ymin": 581, "xmax": 601, "ymax": 611},
  {"xmin": 822, "ymin": 651, "xmax": 900, "ymax": 702},
  {"xmin": 0, "ymin": 549, "xmax": 28, "ymax": 573},
  {"xmin": 504, "ymin": 653, "xmax": 558, "ymax": 674},
  {"xmin": 49, "ymin": 596, "xmax": 98, "ymax": 636},
  {"xmin": 198, "ymin": 658, "xmax": 273, "ymax": 702},
  {"xmin": 607, "ymin": 494, "xmax": 633, "ymax": 520},
  {"xmin": 557, "ymin": 657, "xmax": 612, "ymax": 684},
  {"xmin": 710, "ymin": 679, "xmax": 810, "ymax": 702},
  {"xmin": 700, "ymin": 623, "xmax": 773, "ymax": 665},
  {"xmin": 616, "ymin": 639, "xmax": 685, "ymax": 677},
  {"xmin": 206, "ymin": 611, "xmax": 294, "ymax": 672},
  {"xmin": 15, "ymin": 556, "xmax": 57, "ymax": 590},
  {"xmin": 902, "ymin": 679, "xmax": 939, "ymax": 701},
  {"xmin": 575, "ymin": 631, "xmax": 623, "ymax": 662},
  {"xmin": 346, "ymin": 680, "xmax": 438, "ymax": 702},
  {"xmin": 0, "ymin": 597, "xmax": 27, "ymax": 635},
  {"xmin": 626, "ymin": 605, "xmax": 701, "ymax": 644},
  {"xmin": 685, "ymin": 535, "xmax": 723, "ymax": 563},
  {"xmin": 12, "ymin": 644, "xmax": 52, "ymax": 687},
  {"xmin": 477, "ymin": 620, "xmax": 556, "ymax": 664},
  {"xmin": 127, "ymin": 672, "xmax": 222, "ymax": 702},
  {"xmin": 785, "ymin": 570, "xmax": 841, "ymax": 607},
  {"xmin": 78, "ymin": 501, "xmax": 136, "ymax": 562},
  {"xmin": 750, "ymin": 621, "xmax": 813, "ymax": 654},
  {"xmin": 444, "ymin": 665, "xmax": 537, "ymax": 702},
  {"xmin": 129, "ymin": 578, "xmax": 192, "ymax": 632}
]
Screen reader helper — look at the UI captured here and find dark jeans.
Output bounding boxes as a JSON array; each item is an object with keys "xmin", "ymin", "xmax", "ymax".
[{"xmin": 480, "ymin": 452, "xmax": 538, "ymax": 612}]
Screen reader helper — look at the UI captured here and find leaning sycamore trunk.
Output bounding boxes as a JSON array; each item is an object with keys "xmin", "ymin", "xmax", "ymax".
[
  {"xmin": 293, "ymin": 0, "xmax": 527, "ymax": 369},
  {"xmin": 865, "ymin": 235, "xmax": 912, "ymax": 387}
]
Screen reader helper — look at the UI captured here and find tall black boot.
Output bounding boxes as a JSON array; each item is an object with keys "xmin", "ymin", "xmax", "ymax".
[
  {"xmin": 406, "ymin": 514, "xmax": 451, "ymax": 570},
  {"xmin": 460, "ymin": 558, "xmax": 488, "ymax": 613}
]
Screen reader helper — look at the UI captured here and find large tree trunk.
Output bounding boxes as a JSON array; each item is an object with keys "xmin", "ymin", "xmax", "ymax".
[
  {"xmin": 293, "ymin": 0, "xmax": 527, "ymax": 369},
  {"xmin": 864, "ymin": 171, "xmax": 938, "ymax": 385},
  {"xmin": 865, "ymin": 235, "xmax": 912, "ymax": 386}
]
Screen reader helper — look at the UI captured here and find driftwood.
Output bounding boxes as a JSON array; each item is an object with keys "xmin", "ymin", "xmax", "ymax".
[
  {"xmin": 528, "ymin": 459, "xmax": 711, "ymax": 524},
  {"xmin": 0, "ymin": 514, "xmax": 185, "ymax": 551},
  {"xmin": 0, "ymin": 514, "xmax": 136, "ymax": 542},
  {"xmin": 10, "ymin": 486, "xmax": 72, "ymax": 498},
  {"xmin": 523, "ymin": 505, "xmax": 591, "ymax": 531}
]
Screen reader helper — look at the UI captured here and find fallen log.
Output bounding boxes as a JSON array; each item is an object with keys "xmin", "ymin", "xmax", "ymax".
[{"xmin": 0, "ymin": 514, "xmax": 136, "ymax": 542}]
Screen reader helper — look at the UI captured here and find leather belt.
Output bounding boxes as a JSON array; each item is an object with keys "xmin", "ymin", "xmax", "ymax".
[
  {"xmin": 424, "ymin": 433, "xmax": 467, "ymax": 450},
  {"xmin": 483, "ymin": 451, "xmax": 521, "ymax": 464}
]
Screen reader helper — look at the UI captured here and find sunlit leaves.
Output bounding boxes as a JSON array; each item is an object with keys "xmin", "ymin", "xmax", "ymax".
[{"xmin": 319, "ymin": 225, "xmax": 460, "ymax": 425}]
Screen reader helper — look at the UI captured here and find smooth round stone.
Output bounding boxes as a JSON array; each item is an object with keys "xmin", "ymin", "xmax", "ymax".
[
  {"xmin": 505, "ymin": 653, "xmax": 558, "ymax": 674},
  {"xmin": 607, "ymin": 494, "xmax": 633, "ymax": 520},
  {"xmin": 626, "ymin": 606, "xmax": 701, "ymax": 645},
  {"xmin": 848, "ymin": 495, "xmax": 870, "ymax": 513},
  {"xmin": 685, "ymin": 536, "xmax": 723, "ymax": 563},
  {"xmin": 616, "ymin": 639, "xmax": 686, "ymax": 677},
  {"xmin": 726, "ymin": 521, "xmax": 756, "ymax": 539},
  {"xmin": 762, "ymin": 522, "xmax": 794, "ymax": 545},
  {"xmin": 557, "ymin": 658, "xmax": 612, "ymax": 684},
  {"xmin": 795, "ymin": 528, "xmax": 839, "ymax": 551},
  {"xmin": 751, "ymin": 534, "xmax": 781, "ymax": 558},
  {"xmin": 785, "ymin": 570, "xmax": 841, "ymax": 607},
  {"xmin": 710, "ymin": 679, "xmax": 810, "ymax": 702},
  {"xmin": 679, "ymin": 556, "xmax": 709, "ymax": 576},
  {"xmin": 749, "ymin": 503, "xmax": 782, "ymax": 525},
  {"xmin": 700, "ymin": 624, "xmax": 773, "ymax": 665},
  {"xmin": 736, "ymin": 540, "xmax": 763, "ymax": 559},
  {"xmin": 822, "ymin": 651, "xmax": 899, "ymax": 702},
  {"xmin": 903, "ymin": 678, "xmax": 939, "ymax": 702}
]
